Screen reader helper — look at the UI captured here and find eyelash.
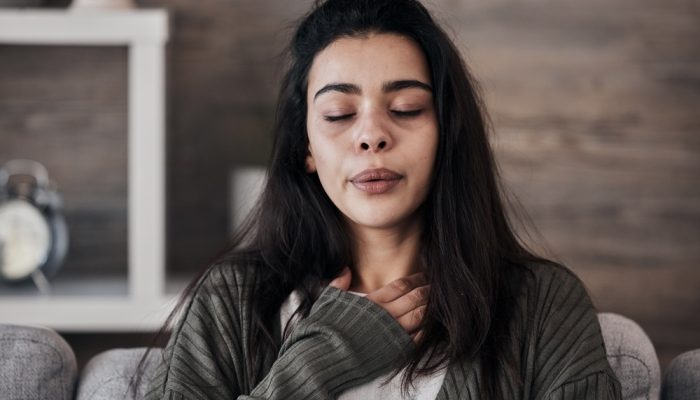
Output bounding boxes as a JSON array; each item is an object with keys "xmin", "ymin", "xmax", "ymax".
[
  {"xmin": 324, "ymin": 114, "xmax": 354, "ymax": 122},
  {"xmin": 323, "ymin": 109, "xmax": 423, "ymax": 122},
  {"xmin": 394, "ymin": 109, "xmax": 423, "ymax": 118}
]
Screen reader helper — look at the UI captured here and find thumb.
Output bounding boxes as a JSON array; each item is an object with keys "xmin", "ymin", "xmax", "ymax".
[{"xmin": 329, "ymin": 266, "xmax": 352, "ymax": 291}]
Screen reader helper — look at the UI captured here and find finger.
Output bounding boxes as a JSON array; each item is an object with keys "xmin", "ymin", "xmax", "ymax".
[
  {"xmin": 397, "ymin": 304, "xmax": 427, "ymax": 334},
  {"xmin": 410, "ymin": 329, "xmax": 424, "ymax": 344},
  {"xmin": 366, "ymin": 273, "xmax": 428, "ymax": 303},
  {"xmin": 383, "ymin": 284, "xmax": 430, "ymax": 318},
  {"xmin": 329, "ymin": 266, "xmax": 352, "ymax": 291}
]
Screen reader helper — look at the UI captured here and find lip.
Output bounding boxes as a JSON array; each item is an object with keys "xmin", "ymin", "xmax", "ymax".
[{"xmin": 349, "ymin": 168, "xmax": 403, "ymax": 194}]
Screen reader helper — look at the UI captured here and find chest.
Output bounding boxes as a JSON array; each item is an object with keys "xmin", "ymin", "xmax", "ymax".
[{"xmin": 279, "ymin": 290, "xmax": 450, "ymax": 400}]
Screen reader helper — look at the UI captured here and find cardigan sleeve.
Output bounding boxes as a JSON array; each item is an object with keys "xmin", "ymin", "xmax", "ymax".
[
  {"xmin": 242, "ymin": 285, "xmax": 414, "ymax": 399},
  {"xmin": 529, "ymin": 264, "xmax": 622, "ymax": 400},
  {"xmin": 144, "ymin": 263, "xmax": 414, "ymax": 400}
]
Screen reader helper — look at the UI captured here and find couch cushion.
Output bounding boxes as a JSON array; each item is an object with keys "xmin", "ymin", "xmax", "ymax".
[
  {"xmin": 599, "ymin": 313, "xmax": 661, "ymax": 400},
  {"xmin": 77, "ymin": 314, "xmax": 662, "ymax": 399},
  {"xmin": 76, "ymin": 347, "xmax": 162, "ymax": 400},
  {"xmin": 0, "ymin": 323, "xmax": 78, "ymax": 400},
  {"xmin": 661, "ymin": 349, "xmax": 700, "ymax": 400}
]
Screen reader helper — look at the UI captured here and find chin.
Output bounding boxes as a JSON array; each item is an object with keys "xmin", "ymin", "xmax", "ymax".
[{"xmin": 347, "ymin": 211, "xmax": 413, "ymax": 231}]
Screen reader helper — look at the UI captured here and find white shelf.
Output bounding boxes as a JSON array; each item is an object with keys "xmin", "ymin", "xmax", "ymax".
[
  {"xmin": 0, "ymin": 274, "xmax": 190, "ymax": 332},
  {"xmin": 0, "ymin": 297, "xmax": 177, "ymax": 332},
  {"xmin": 0, "ymin": 274, "xmax": 129, "ymax": 297},
  {"xmin": 0, "ymin": 9, "xmax": 171, "ymax": 331},
  {"xmin": 0, "ymin": 9, "xmax": 167, "ymax": 45}
]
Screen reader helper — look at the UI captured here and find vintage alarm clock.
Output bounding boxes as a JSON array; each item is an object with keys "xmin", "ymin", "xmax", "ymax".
[{"xmin": 0, "ymin": 159, "xmax": 69, "ymax": 286}]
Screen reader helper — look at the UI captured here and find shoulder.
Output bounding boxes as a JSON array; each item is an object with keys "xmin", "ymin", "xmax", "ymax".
[
  {"xmin": 179, "ymin": 255, "xmax": 266, "ymax": 327},
  {"xmin": 193, "ymin": 256, "xmax": 261, "ymax": 298},
  {"xmin": 520, "ymin": 261, "xmax": 620, "ymax": 395},
  {"xmin": 520, "ymin": 261, "xmax": 599, "ymax": 339},
  {"xmin": 523, "ymin": 261, "xmax": 595, "ymax": 313},
  {"xmin": 524, "ymin": 260, "xmax": 587, "ymax": 290},
  {"xmin": 146, "ymin": 261, "xmax": 257, "ymax": 399},
  {"xmin": 145, "ymin": 256, "xmax": 266, "ymax": 399},
  {"xmin": 509, "ymin": 260, "xmax": 601, "ymax": 350}
]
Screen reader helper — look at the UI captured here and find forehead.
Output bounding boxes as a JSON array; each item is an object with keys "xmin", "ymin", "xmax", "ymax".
[{"xmin": 307, "ymin": 33, "xmax": 431, "ymax": 93}]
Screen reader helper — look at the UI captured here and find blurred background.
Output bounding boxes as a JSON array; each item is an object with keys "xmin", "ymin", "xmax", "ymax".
[{"xmin": 0, "ymin": 0, "xmax": 698, "ymax": 372}]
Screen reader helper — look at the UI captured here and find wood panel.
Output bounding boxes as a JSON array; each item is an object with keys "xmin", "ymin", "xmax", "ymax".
[
  {"xmin": 431, "ymin": 0, "xmax": 700, "ymax": 369},
  {"xmin": 0, "ymin": 45, "xmax": 128, "ymax": 276}
]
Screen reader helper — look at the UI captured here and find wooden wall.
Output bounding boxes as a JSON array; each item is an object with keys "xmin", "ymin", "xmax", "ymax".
[
  {"xmin": 0, "ymin": 45, "xmax": 128, "ymax": 276},
  {"xmin": 1, "ymin": 0, "xmax": 698, "ymax": 370},
  {"xmin": 438, "ymin": 0, "xmax": 700, "ymax": 369}
]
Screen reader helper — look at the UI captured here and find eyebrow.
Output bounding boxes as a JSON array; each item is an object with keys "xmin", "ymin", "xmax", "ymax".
[{"xmin": 313, "ymin": 79, "xmax": 432, "ymax": 101}]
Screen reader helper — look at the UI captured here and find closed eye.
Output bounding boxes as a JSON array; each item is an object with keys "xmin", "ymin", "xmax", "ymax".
[
  {"xmin": 324, "ymin": 113, "xmax": 355, "ymax": 122},
  {"xmin": 392, "ymin": 109, "xmax": 423, "ymax": 118}
]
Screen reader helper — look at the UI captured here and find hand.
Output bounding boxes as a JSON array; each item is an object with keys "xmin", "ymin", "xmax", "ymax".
[{"xmin": 330, "ymin": 267, "xmax": 429, "ymax": 343}]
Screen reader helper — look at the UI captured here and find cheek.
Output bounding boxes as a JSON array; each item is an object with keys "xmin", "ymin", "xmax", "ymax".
[
  {"xmin": 308, "ymin": 127, "xmax": 345, "ymax": 170},
  {"xmin": 410, "ymin": 126, "xmax": 439, "ymax": 163},
  {"xmin": 309, "ymin": 139, "xmax": 344, "ymax": 188},
  {"xmin": 412, "ymin": 128, "xmax": 439, "ymax": 187}
]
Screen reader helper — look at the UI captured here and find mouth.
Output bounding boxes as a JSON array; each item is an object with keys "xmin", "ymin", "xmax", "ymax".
[{"xmin": 349, "ymin": 168, "xmax": 403, "ymax": 194}]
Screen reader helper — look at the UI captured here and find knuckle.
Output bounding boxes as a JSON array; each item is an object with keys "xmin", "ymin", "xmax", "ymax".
[
  {"xmin": 413, "ymin": 306, "xmax": 426, "ymax": 323},
  {"xmin": 408, "ymin": 290, "xmax": 422, "ymax": 303},
  {"xmin": 407, "ymin": 286, "xmax": 429, "ymax": 303},
  {"xmin": 409, "ymin": 310, "xmax": 421, "ymax": 325},
  {"xmin": 391, "ymin": 278, "xmax": 410, "ymax": 292},
  {"xmin": 418, "ymin": 285, "xmax": 430, "ymax": 298}
]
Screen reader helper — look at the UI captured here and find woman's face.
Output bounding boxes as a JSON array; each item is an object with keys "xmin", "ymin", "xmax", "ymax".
[{"xmin": 305, "ymin": 33, "xmax": 439, "ymax": 233}]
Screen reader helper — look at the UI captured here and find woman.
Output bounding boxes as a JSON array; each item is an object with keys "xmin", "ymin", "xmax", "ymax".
[{"xmin": 143, "ymin": 0, "xmax": 622, "ymax": 398}]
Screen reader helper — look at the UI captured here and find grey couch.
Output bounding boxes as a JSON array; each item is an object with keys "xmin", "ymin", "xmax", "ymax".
[{"xmin": 0, "ymin": 313, "xmax": 697, "ymax": 400}]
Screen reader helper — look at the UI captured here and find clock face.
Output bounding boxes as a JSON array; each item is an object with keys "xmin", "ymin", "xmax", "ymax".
[{"xmin": 0, "ymin": 199, "xmax": 51, "ymax": 280}]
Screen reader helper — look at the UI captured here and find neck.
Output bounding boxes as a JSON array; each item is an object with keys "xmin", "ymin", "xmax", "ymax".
[{"xmin": 347, "ymin": 217, "xmax": 424, "ymax": 294}]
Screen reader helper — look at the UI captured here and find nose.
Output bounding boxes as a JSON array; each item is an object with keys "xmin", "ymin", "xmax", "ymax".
[
  {"xmin": 360, "ymin": 139, "xmax": 387, "ymax": 151},
  {"xmin": 355, "ymin": 110, "xmax": 392, "ymax": 153}
]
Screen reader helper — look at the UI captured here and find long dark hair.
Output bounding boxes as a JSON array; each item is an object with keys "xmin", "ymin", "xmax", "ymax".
[{"xmin": 133, "ymin": 0, "xmax": 558, "ymax": 398}]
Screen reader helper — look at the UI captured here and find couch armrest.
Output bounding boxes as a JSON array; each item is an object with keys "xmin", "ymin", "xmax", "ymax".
[
  {"xmin": 599, "ymin": 312, "xmax": 661, "ymax": 400},
  {"xmin": 661, "ymin": 349, "xmax": 700, "ymax": 400},
  {"xmin": 76, "ymin": 347, "xmax": 162, "ymax": 400},
  {"xmin": 0, "ymin": 323, "xmax": 78, "ymax": 400}
]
